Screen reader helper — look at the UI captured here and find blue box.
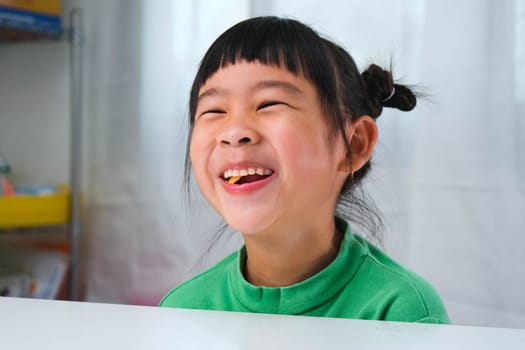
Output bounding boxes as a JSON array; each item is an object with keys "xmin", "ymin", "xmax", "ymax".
[{"xmin": 0, "ymin": 5, "xmax": 62, "ymax": 37}]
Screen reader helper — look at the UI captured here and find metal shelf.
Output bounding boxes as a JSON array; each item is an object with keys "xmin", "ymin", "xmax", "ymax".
[
  {"xmin": 0, "ymin": 225, "xmax": 67, "ymax": 236},
  {"xmin": 0, "ymin": 8, "xmax": 83, "ymax": 301}
]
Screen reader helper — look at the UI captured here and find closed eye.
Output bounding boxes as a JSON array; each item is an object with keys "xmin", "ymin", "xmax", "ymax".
[
  {"xmin": 257, "ymin": 101, "xmax": 286, "ymax": 110},
  {"xmin": 199, "ymin": 109, "xmax": 226, "ymax": 117}
]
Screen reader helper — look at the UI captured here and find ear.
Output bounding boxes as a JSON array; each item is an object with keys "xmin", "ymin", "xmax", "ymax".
[{"xmin": 348, "ymin": 115, "xmax": 378, "ymax": 173}]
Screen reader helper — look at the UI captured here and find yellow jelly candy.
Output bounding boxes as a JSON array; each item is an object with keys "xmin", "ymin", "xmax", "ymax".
[{"xmin": 228, "ymin": 176, "xmax": 242, "ymax": 184}]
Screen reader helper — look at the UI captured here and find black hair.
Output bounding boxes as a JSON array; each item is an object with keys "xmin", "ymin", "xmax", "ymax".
[{"xmin": 184, "ymin": 16, "xmax": 417, "ymax": 241}]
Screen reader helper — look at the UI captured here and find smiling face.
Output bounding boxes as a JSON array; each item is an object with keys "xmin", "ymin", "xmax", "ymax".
[{"xmin": 190, "ymin": 61, "xmax": 349, "ymax": 236}]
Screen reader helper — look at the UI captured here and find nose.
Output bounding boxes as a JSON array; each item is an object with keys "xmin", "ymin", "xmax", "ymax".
[{"xmin": 218, "ymin": 118, "xmax": 260, "ymax": 147}]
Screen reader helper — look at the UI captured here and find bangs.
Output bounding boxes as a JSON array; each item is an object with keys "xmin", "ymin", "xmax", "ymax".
[
  {"xmin": 202, "ymin": 17, "xmax": 323, "ymax": 79},
  {"xmin": 189, "ymin": 17, "xmax": 336, "ymax": 118}
]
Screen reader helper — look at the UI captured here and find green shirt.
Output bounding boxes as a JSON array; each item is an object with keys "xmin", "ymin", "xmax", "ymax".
[{"xmin": 160, "ymin": 220, "xmax": 449, "ymax": 323}]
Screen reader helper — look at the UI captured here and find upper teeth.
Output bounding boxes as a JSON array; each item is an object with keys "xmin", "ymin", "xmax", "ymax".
[{"xmin": 223, "ymin": 168, "xmax": 272, "ymax": 179}]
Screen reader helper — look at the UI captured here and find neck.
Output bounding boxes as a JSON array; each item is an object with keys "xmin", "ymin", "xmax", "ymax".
[{"xmin": 242, "ymin": 218, "xmax": 343, "ymax": 287}]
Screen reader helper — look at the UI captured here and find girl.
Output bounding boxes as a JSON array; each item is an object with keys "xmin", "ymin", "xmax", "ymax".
[{"xmin": 161, "ymin": 16, "xmax": 449, "ymax": 324}]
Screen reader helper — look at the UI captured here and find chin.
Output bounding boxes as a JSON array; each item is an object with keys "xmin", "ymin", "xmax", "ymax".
[
  {"xmin": 215, "ymin": 198, "xmax": 279, "ymax": 234},
  {"xmin": 222, "ymin": 212, "xmax": 274, "ymax": 235},
  {"xmin": 225, "ymin": 219, "xmax": 269, "ymax": 235}
]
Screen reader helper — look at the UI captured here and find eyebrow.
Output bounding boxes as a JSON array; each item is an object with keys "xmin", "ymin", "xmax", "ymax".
[
  {"xmin": 197, "ymin": 88, "xmax": 224, "ymax": 104},
  {"xmin": 253, "ymin": 80, "xmax": 304, "ymax": 96},
  {"xmin": 197, "ymin": 80, "xmax": 304, "ymax": 104}
]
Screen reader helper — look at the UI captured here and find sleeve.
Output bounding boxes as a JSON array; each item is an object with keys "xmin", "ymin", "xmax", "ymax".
[{"xmin": 382, "ymin": 281, "xmax": 450, "ymax": 324}]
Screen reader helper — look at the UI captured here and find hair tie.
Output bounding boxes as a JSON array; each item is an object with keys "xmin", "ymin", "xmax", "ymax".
[{"xmin": 382, "ymin": 86, "xmax": 395, "ymax": 102}]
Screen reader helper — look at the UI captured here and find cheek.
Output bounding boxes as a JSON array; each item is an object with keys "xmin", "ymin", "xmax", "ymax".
[
  {"xmin": 273, "ymin": 123, "xmax": 333, "ymax": 170},
  {"xmin": 189, "ymin": 128, "xmax": 212, "ymax": 181},
  {"xmin": 189, "ymin": 131, "xmax": 199, "ymax": 167},
  {"xmin": 271, "ymin": 121, "xmax": 347, "ymax": 199}
]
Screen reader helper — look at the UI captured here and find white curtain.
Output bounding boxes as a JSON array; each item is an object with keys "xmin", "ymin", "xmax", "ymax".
[
  {"xmin": 74, "ymin": 0, "xmax": 524, "ymax": 328},
  {"xmin": 409, "ymin": 0, "xmax": 525, "ymax": 328}
]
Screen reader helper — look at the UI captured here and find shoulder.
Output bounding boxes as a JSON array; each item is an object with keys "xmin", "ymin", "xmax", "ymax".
[
  {"xmin": 351, "ymin": 234, "xmax": 449, "ymax": 324},
  {"xmin": 159, "ymin": 251, "xmax": 238, "ymax": 309}
]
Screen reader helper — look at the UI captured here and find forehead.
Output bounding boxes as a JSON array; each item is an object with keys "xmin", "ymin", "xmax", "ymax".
[{"xmin": 198, "ymin": 61, "xmax": 314, "ymax": 96}]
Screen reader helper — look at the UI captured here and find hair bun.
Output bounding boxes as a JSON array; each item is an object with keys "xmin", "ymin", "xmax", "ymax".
[{"xmin": 361, "ymin": 64, "xmax": 417, "ymax": 118}]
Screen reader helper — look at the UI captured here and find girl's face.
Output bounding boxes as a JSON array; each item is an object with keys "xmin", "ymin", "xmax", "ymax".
[{"xmin": 190, "ymin": 61, "xmax": 348, "ymax": 236}]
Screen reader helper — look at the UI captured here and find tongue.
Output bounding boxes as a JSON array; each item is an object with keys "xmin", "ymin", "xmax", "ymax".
[{"xmin": 237, "ymin": 174, "xmax": 268, "ymax": 184}]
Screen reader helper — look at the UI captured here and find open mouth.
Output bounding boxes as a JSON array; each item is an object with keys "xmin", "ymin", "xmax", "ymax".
[{"xmin": 223, "ymin": 167, "xmax": 274, "ymax": 185}]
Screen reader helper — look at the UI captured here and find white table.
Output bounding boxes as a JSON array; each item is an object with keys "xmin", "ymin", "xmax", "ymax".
[{"xmin": 1, "ymin": 297, "xmax": 524, "ymax": 349}]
